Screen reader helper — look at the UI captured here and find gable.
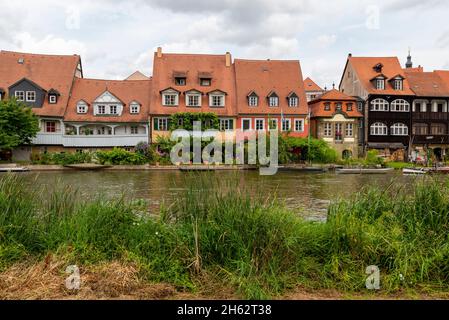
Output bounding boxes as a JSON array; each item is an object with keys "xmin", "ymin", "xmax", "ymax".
[{"xmin": 94, "ymin": 90, "xmax": 123, "ymax": 104}]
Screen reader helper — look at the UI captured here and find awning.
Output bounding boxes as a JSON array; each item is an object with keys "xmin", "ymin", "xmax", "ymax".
[{"xmin": 367, "ymin": 142, "xmax": 405, "ymax": 149}]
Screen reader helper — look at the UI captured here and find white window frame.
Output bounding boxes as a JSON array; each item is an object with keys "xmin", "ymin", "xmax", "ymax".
[
  {"xmin": 200, "ymin": 78, "xmax": 211, "ymax": 86},
  {"xmin": 155, "ymin": 117, "xmax": 169, "ymax": 131},
  {"xmin": 370, "ymin": 98, "xmax": 389, "ymax": 111},
  {"xmin": 269, "ymin": 96, "xmax": 279, "ymax": 107},
  {"xmin": 241, "ymin": 118, "xmax": 252, "ymax": 131},
  {"xmin": 269, "ymin": 119, "xmax": 278, "ymax": 130},
  {"xmin": 345, "ymin": 123, "xmax": 354, "ymax": 137},
  {"xmin": 26, "ymin": 91, "xmax": 36, "ymax": 102},
  {"xmin": 130, "ymin": 102, "xmax": 140, "ymax": 114},
  {"xmin": 281, "ymin": 118, "xmax": 291, "ymax": 132},
  {"xmin": 49, "ymin": 95, "xmax": 57, "ymax": 104},
  {"xmin": 210, "ymin": 94, "xmax": 225, "ymax": 107},
  {"xmin": 390, "ymin": 123, "xmax": 408, "ymax": 136},
  {"xmin": 162, "ymin": 93, "xmax": 179, "ymax": 106},
  {"xmin": 219, "ymin": 118, "xmax": 233, "ymax": 131},
  {"xmin": 97, "ymin": 105, "xmax": 106, "ymax": 115},
  {"xmin": 186, "ymin": 94, "xmax": 202, "ymax": 107},
  {"xmin": 249, "ymin": 95, "xmax": 258, "ymax": 107},
  {"xmin": 77, "ymin": 102, "xmax": 88, "ymax": 114},
  {"xmin": 324, "ymin": 123, "xmax": 332, "ymax": 137},
  {"xmin": 394, "ymin": 79, "xmax": 403, "ymax": 91},
  {"xmin": 294, "ymin": 119, "xmax": 304, "ymax": 132},
  {"xmin": 130, "ymin": 126, "xmax": 139, "ymax": 135},
  {"xmin": 289, "ymin": 97, "xmax": 299, "ymax": 107},
  {"xmin": 255, "ymin": 119, "xmax": 265, "ymax": 131},
  {"xmin": 370, "ymin": 122, "xmax": 388, "ymax": 136},
  {"xmin": 15, "ymin": 91, "xmax": 25, "ymax": 101},
  {"xmin": 45, "ymin": 121, "xmax": 57, "ymax": 133},
  {"xmin": 375, "ymin": 79, "xmax": 385, "ymax": 90},
  {"xmin": 110, "ymin": 105, "xmax": 118, "ymax": 115},
  {"xmin": 390, "ymin": 99, "xmax": 410, "ymax": 112}
]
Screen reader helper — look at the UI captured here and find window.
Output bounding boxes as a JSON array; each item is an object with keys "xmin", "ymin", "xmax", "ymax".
[
  {"xmin": 131, "ymin": 126, "xmax": 139, "ymax": 135},
  {"xmin": 357, "ymin": 102, "xmax": 363, "ymax": 112},
  {"xmin": 45, "ymin": 121, "xmax": 56, "ymax": 133},
  {"xmin": 26, "ymin": 91, "xmax": 36, "ymax": 102},
  {"xmin": 210, "ymin": 95, "xmax": 224, "ymax": 107},
  {"xmin": 336, "ymin": 103, "xmax": 342, "ymax": 111},
  {"xmin": 345, "ymin": 123, "xmax": 354, "ymax": 137},
  {"xmin": 98, "ymin": 105, "xmax": 106, "ymax": 115},
  {"xmin": 289, "ymin": 97, "xmax": 298, "ymax": 107},
  {"xmin": 110, "ymin": 105, "xmax": 118, "ymax": 115},
  {"xmin": 324, "ymin": 123, "xmax": 332, "ymax": 137},
  {"xmin": 200, "ymin": 78, "xmax": 211, "ymax": 86},
  {"xmin": 269, "ymin": 119, "xmax": 278, "ymax": 130},
  {"xmin": 175, "ymin": 78, "xmax": 186, "ymax": 86},
  {"xmin": 130, "ymin": 102, "xmax": 140, "ymax": 114},
  {"xmin": 375, "ymin": 79, "xmax": 385, "ymax": 90},
  {"xmin": 394, "ymin": 79, "xmax": 403, "ymax": 91},
  {"xmin": 431, "ymin": 123, "xmax": 446, "ymax": 135},
  {"xmin": 77, "ymin": 102, "xmax": 88, "ymax": 114},
  {"xmin": 282, "ymin": 119, "xmax": 291, "ymax": 132},
  {"xmin": 15, "ymin": 91, "xmax": 25, "ymax": 101},
  {"xmin": 49, "ymin": 95, "xmax": 57, "ymax": 104},
  {"xmin": 370, "ymin": 122, "xmax": 388, "ymax": 136},
  {"xmin": 242, "ymin": 119, "xmax": 251, "ymax": 131},
  {"xmin": 324, "ymin": 103, "xmax": 331, "ymax": 111},
  {"xmin": 219, "ymin": 119, "xmax": 234, "ymax": 131},
  {"xmin": 335, "ymin": 123, "xmax": 343, "ymax": 141},
  {"xmin": 269, "ymin": 96, "xmax": 279, "ymax": 107},
  {"xmin": 370, "ymin": 98, "xmax": 389, "ymax": 111},
  {"xmin": 255, "ymin": 119, "xmax": 265, "ymax": 131},
  {"xmin": 390, "ymin": 99, "xmax": 410, "ymax": 112},
  {"xmin": 415, "ymin": 102, "xmax": 427, "ymax": 112},
  {"xmin": 390, "ymin": 123, "xmax": 408, "ymax": 136},
  {"xmin": 347, "ymin": 103, "xmax": 353, "ymax": 112},
  {"xmin": 187, "ymin": 94, "xmax": 201, "ymax": 107},
  {"xmin": 154, "ymin": 118, "xmax": 169, "ymax": 131},
  {"xmin": 413, "ymin": 123, "xmax": 428, "ymax": 135},
  {"xmin": 249, "ymin": 95, "xmax": 258, "ymax": 107},
  {"xmin": 294, "ymin": 119, "xmax": 304, "ymax": 132},
  {"xmin": 163, "ymin": 94, "xmax": 178, "ymax": 106}
]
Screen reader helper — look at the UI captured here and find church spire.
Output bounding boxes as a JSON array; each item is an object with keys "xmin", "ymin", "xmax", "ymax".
[{"xmin": 406, "ymin": 48, "xmax": 413, "ymax": 68}]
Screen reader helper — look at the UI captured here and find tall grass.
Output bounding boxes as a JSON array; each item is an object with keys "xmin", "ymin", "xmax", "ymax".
[{"xmin": 1, "ymin": 173, "xmax": 449, "ymax": 299}]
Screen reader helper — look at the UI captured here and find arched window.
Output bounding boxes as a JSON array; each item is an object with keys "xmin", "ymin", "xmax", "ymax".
[
  {"xmin": 370, "ymin": 98, "xmax": 389, "ymax": 111},
  {"xmin": 390, "ymin": 123, "xmax": 408, "ymax": 136},
  {"xmin": 370, "ymin": 122, "xmax": 388, "ymax": 136},
  {"xmin": 390, "ymin": 99, "xmax": 410, "ymax": 112},
  {"xmin": 77, "ymin": 101, "xmax": 88, "ymax": 114}
]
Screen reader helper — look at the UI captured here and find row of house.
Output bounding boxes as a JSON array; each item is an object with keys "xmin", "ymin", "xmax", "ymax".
[{"xmin": 2, "ymin": 47, "xmax": 448, "ymax": 161}]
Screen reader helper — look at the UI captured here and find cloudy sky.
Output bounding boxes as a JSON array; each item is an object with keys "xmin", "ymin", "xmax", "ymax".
[{"xmin": 2, "ymin": 0, "xmax": 449, "ymax": 88}]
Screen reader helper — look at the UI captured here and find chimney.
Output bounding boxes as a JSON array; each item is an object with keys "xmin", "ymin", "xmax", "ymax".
[
  {"xmin": 157, "ymin": 47, "xmax": 163, "ymax": 58},
  {"xmin": 348, "ymin": 53, "xmax": 352, "ymax": 58},
  {"xmin": 225, "ymin": 52, "xmax": 232, "ymax": 67}
]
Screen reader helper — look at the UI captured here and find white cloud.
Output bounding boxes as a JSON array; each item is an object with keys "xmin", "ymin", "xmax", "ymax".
[{"xmin": 12, "ymin": 33, "xmax": 87, "ymax": 57}]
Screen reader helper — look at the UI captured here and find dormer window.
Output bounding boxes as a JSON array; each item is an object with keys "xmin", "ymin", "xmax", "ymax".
[
  {"xmin": 161, "ymin": 88, "xmax": 180, "ymax": 106},
  {"xmin": 47, "ymin": 89, "xmax": 60, "ymax": 104},
  {"xmin": 185, "ymin": 90, "xmax": 202, "ymax": 107},
  {"xmin": 110, "ymin": 105, "xmax": 118, "ymax": 115},
  {"xmin": 77, "ymin": 101, "xmax": 88, "ymax": 114},
  {"xmin": 324, "ymin": 103, "xmax": 331, "ymax": 111},
  {"xmin": 394, "ymin": 79, "xmax": 403, "ymax": 90},
  {"xmin": 26, "ymin": 91, "xmax": 36, "ymax": 102},
  {"xmin": 287, "ymin": 92, "xmax": 299, "ymax": 107},
  {"xmin": 208, "ymin": 90, "xmax": 226, "ymax": 107},
  {"xmin": 130, "ymin": 101, "xmax": 140, "ymax": 114},
  {"xmin": 376, "ymin": 78, "xmax": 385, "ymax": 90},
  {"xmin": 200, "ymin": 78, "xmax": 211, "ymax": 86},
  {"xmin": 268, "ymin": 92, "xmax": 279, "ymax": 107},
  {"xmin": 248, "ymin": 91, "xmax": 259, "ymax": 107},
  {"xmin": 347, "ymin": 103, "xmax": 353, "ymax": 111},
  {"xmin": 336, "ymin": 103, "xmax": 342, "ymax": 111},
  {"xmin": 15, "ymin": 91, "xmax": 25, "ymax": 101}
]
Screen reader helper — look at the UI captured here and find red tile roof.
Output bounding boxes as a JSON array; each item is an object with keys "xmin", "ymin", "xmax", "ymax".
[
  {"xmin": 309, "ymin": 89, "xmax": 362, "ymax": 118},
  {"xmin": 64, "ymin": 78, "xmax": 151, "ymax": 123},
  {"xmin": 405, "ymin": 70, "xmax": 449, "ymax": 97},
  {"xmin": 347, "ymin": 56, "xmax": 415, "ymax": 95},
  {"xmin": 304, "ymin": 77, "xmax": 323, "ymax": 92},
  {"xmin": 125, "ymin": 71, "xmax": 150, "ymax": 81},
  {"xmin": 0, "ymin": 50, "xmax": 80, "ymax": 117},
  {"xmin": 434, "ymin": 70, "xmax": 449, "ymax": 95},
  {"xmin": 234, "ymin": 59, "xmax": 308, "ymax": 115},
  {"xmin": 150, "ymin": 52, "xmax": 236, "ymax": 116}
]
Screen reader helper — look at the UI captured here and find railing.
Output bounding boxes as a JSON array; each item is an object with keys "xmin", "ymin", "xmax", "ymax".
[{"xmin": 33, "ymin": 133, "xmax": 148, "ymax": 147}]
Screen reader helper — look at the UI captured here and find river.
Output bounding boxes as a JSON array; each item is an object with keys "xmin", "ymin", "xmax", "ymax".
[{"xmin": 11, "ymin": 170, "xmax": 417, "ymax": 220}]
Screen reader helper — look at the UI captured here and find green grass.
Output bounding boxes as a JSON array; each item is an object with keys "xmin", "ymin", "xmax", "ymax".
[
  {"xmin": 386, "ymin": 161, "xmax": 421, "ymax": 170},
  {"xmin": 1, "ymin": 173, "xmax": 449, "ymax": 299}
]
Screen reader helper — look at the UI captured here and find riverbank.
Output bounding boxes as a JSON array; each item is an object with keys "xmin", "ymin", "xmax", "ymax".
[{"xmin": 1, "ymin": 173, "xmax": 449, "ymax": 300}]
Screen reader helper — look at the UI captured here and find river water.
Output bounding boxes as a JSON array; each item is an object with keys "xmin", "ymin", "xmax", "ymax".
[{"xmin": 12, "ymin": 170, "xmax": 417, "ymax": 220}]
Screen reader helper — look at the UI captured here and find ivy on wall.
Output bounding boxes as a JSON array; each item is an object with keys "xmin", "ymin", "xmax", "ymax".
[{"xmin": 169, "ymin": 112, "xmax": 220, "ymax": 131}]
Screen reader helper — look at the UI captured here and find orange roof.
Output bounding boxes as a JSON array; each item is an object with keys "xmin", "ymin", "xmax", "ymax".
[
  {"xmin": 435, "ymin": 70, "xmax": 449, "ymax": 93},
  {"xmin": 347, "ymin": 56, "xmax": 415, "ymax": 95},
  {"xmin": 64, "ymin": 78, "xmax": 151, "ymax": 123},
  {"xmin": 309, "ymin": 89, "xmax": 362, "ymax": 118},
  {"xmin": 125, "ymin": 71, "xmax": 150, "ymax": 81},
  {"xmin": 0, "ymin": 50, "xmax": 80, "ymax": 117},
  {"xmin": 304, "ymin": 77, "xmax": 323, "ymax": 92},
  {"xmin": 405, "ymin": 70, "xmax": 449, "ymax": 97},
  {"xmin": 234, "ymin": 59, "xmax": 308, "ymax": 115},
  {"xmin": 150, "ymin": 52, "xmax": 236, "ymax": 116}
]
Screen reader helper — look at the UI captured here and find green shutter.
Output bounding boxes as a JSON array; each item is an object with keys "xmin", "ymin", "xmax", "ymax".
[
  {"xmin": 154, "ymin": 118, "xmax": 159, "ymax": 131},
  {"xmin": 229, "ymin": 119, "xmax": 234, "ymax": 130}
]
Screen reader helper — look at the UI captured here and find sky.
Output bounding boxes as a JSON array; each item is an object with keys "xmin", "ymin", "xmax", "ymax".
[{"xmin": 2, "ymin": 0, "xmax": 449, "ymax": 88}]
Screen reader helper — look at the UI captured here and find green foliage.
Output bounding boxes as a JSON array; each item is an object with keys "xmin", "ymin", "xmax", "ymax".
[
  {"xmin": 279, "ymin": 135, "xmax": 338, "ymax": 164},
  {"xmin": 365, "ymin": 150, "xmax": 385, "ymax": 166},
  {"xmin": 170, "ymin": 112, "xmax": 219, "ymax": 131},
  {"xmin": 32, "ymin": 151, "xmax": 92, "ymax": 165},
  {"xmin": 0, "ymin": 98, "xmax": 39, "ymax": 150},
  {"xmin": 96, "ymin": 148, "xmax": 147, "ymax": 165}
]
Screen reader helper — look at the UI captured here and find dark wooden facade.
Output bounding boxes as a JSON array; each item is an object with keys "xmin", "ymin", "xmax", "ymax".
[{"xmin": 411, "ymin": 97, "xmax": 449, "ymax": 145}]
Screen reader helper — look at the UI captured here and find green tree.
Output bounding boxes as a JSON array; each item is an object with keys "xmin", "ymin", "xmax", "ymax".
[{"xmin": 0, "ymin": 98, "xmax": 40, "ymax": 150}]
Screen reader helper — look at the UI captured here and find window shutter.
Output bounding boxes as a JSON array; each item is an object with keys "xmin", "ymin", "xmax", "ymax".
[
  {"xmin": 154, "ymin": 119, "xmax": 159, "ymax": 131},
  {"xmin": 229, "ymin": 120, "xmax": 234, "ymax": 130}
]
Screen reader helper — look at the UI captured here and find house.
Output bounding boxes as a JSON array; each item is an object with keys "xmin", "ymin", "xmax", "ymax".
[
  {"xmin": 339, "ymin": 54, "xmax": 415, "ymax": 160},
  {"xmin": 0, "ymin": 50, "xmax": 82, "ymax": 160},
  {"xmin": 61, "ymin": 78, "xmax": 151, "ymax": 152},
  {"xmin": 234, "ymin": 59, "xmax": 309, "ymax": 137},
  {"xmin": 304, "ymin": 77, "xmax": 325, "ymax": 102},
  {"xmin": 309, "ymin": 89, "xmax": 363, "ymax": 159},
  {"xmin": 406, "ymin": 68, "xmax": 449, "ymax": 162},
  {"xmin": 149, "ymin": 48, "xmax": 236, "ymax": 142}
]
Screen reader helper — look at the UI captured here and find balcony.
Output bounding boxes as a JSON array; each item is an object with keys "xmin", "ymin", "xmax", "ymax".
[{"xmin": 33, "ymin": 133, "xmax": 148, "ymax": 147}]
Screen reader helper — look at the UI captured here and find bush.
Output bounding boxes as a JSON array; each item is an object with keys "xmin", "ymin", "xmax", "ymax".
[
  {"xmin": 279, "ymin": 136, "xmax": 338, "ymax": 164},
  {"xmin": 365, "ymin": 150, "xmax": 384, "ymax": 167},
  {"xmin": 95, "ymin": 148, "xmax": 147, "ymax": 165},
  {"xmin": 31, "ymin": 152, "xmax": 92, "ymax": 165}
]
